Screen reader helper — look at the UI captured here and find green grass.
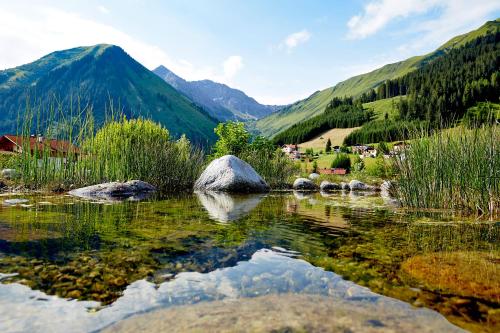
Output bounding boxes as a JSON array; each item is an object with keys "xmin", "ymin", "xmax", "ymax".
[
  {"xmin": 363, "ymin": 96, "xmax": 405, "ymax": 120},
  {"xmin": 394, "ymin": 125, "xmax": 499, "ymax": 216},
  {"xmin": 13, "ymin": 104, "xmax": 204, "ymax": 192}
]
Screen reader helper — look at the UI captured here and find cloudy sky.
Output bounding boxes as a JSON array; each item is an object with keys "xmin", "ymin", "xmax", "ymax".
[{"xmin": 0, "ymin": 0, "xmax": 499, "ymax": 104}]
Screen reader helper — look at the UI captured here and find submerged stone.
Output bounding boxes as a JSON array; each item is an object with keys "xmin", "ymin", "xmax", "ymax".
[
  {"xmin": 68, "ymin": 180, "xmax": 156, "ymax": 201},
  {"xmin": 293, "ymin": 178, "xmax": 317, "ymax": 191},
  {"xmin": 3, "ymin": 198, "xmax": 29, "ymax": 206},
  {"xmin": 194, "ymin": 155, "xmax": 269, "ymax": 193}
]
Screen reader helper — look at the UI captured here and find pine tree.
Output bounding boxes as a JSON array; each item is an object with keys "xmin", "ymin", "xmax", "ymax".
[{"xmin": 325, "ymin": 138, "xmax": 332, "ymax": 153}]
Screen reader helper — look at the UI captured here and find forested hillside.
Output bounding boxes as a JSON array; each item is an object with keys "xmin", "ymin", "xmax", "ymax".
[{"xmin": 273, "ymin": 97, "xmax": 373, "ymax": 145}]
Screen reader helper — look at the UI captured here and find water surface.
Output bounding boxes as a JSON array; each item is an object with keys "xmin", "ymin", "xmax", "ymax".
[{"xmin": 0, "ymin": 191, "xmax": 498, "ymax": 332}]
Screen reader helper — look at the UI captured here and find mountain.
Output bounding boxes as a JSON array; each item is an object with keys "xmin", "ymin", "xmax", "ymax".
[
  {"xmin": 0, "ymin": 44, "xmax": 218, "ymax": 145},
  {"xmin": 255, "ymin": 18, "xmax": 500, "ymax": 138},
  {"xmin": 153, "ymin": 65, "xmax": 281, "ymax": 121}
]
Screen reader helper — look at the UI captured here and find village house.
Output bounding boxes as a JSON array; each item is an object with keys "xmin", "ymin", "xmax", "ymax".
[
  {"xmin": 351, "ymin": 144, "xmax": 368, "ymax": 154},
  {"xmin": 0, "ymin": 135, "xmax": 78, "ymax": 161},
  {"xmin": 282, "ymin": 144, "xmax": 302, "ymax": 160},
  {"xmin": 319, "ymin": 168, "xmax": 347, "ymax": 175},
  {"xmin": 332, "ymin": 145, "xmax": 341, "ymax": 153}
]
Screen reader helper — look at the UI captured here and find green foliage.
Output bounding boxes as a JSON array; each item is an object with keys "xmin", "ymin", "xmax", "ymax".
[
  {"xmin": 352, "ymin": 156, "xmax": 364, "ymax": 172},
  {"xmin": 86, "ymin": 118, "xmax": 203, "ymax": 191},
  {"xmin": 273, "ymin": 102, "xmax": 373, "ymax": 145},
  {"xmin": 462, "ymin": 102, "xmax": 500, "ymax": 128},
  {"xmin": 330, "ymin": 153, "xmax": 351, "ymax": 171},
  {"xmin": 344, "ymin": 120, "xmax": 428, "ymax": 145},
  {"xmin": 394, "ymin": 125, "xmax": 499, "ymax": 216},
  {"xmin": 312, "ymin": 160, "xmax": 318, "ymax": 173},
  {"xmin": 378, "ymin": 141, "xmax": 390, "ymax": 155},
  {"xmin": 211, "ymin": 121, "xmax": 297, "ymax": 188},
  {"xmin": 0, "ymin": 153, "xmax": 15, "ymax": 169},
  {"xmin": 211, "ymin": 121, "xmax": 250, "ymax": 158},
  {"xmin": 325, "ymin": 138, "xmax": 332, "ymax": 153},
  {"xmin": 15, "ymin": 104, "xmax": 203, "ymax": 192}
]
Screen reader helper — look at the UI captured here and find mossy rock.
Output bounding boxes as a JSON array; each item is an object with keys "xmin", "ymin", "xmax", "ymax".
[{"xmin": 402, "ymin": 251, "xmax": 500, "ymax": 302}]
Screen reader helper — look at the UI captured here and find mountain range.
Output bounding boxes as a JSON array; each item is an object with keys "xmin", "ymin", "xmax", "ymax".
[
  {"xmin": 254, "ymin": 18, "xmax": 500, "ymax": 138},
  {"xmin": 0, "ymin": 44, "xmax": 218, "ymax": 145},
  {"xmin": 153, "ymin": 65, "xmax": 280, "ymax": 121}
]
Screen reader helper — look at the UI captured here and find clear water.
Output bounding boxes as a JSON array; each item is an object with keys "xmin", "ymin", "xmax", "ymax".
[{"xmin": 0, "ymin": 191, "xmax": 498, "ymax": 332}]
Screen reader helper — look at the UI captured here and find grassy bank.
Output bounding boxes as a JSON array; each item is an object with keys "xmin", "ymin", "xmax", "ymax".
[{"xmin": 394, "ymin": 125, "xmax": 499, "ymax": 217}]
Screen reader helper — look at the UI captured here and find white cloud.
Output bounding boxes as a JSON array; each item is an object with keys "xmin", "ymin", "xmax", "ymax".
[
  {"xmin": 279, "ymin": 29, "xmax": 311, "ymax": 53},
  {"xmin": 222, "ymin": 56, "xmax": 243, "ymax": 81},
  {"xmin": 97, "ymin": 5, "xmax": 110, "ymax": 14},
  {"xmin": 0, "ymin": 6, "xmax": 242, "ymax": 85},
  {"xmin": 347, "ymin": 0, "xmax": 500, "ymax": 42}
]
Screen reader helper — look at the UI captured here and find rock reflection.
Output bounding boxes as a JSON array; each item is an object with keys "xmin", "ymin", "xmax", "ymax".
[
  {"xmin": 0, "ymin": 249, "xmax": 463, "ymax": 333},
  {"xmin": 196, "ymin": 192, "xmax": 265, "ymax": 223}
]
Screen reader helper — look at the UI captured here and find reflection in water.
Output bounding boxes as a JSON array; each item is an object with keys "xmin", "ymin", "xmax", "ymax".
[
  {"xmin": 0, "ymin": 192, "xmax": 497, "ymax": 332},
  {"xmin": 195, "ymin": 191, "xmax": 265, "ymax": 223},
  {"xmin": 0, "ymin": 249, "xmax": 463, "ymax": 333}
]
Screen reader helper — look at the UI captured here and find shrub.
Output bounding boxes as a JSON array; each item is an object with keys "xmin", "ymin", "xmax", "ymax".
[{"xmin": 331, "ymin": 153, "xmax": 351, "ymax": 171}]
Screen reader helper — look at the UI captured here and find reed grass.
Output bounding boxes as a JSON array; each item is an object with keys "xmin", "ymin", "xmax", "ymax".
[
  {"xmin": 394, "ymin": 125, "xmax": 499, "ymax": 217},
  {"xmin": 14, "ymin": 100, "xmax": 203, "ymax": 192}
]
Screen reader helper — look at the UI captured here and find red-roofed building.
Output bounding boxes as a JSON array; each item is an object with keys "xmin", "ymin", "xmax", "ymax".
[
  {"xmin": 319, "ymin": 168, "xmax": 347, "ymax": 175},
  {"xmin": 0, "ymin": 135, "xmax": 79, "ymax": 157}
]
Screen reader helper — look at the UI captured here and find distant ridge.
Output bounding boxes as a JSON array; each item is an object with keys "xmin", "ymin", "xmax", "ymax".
[{"xmin": 154, "ymin": 65, "xmax": 282, "ymax": 121}]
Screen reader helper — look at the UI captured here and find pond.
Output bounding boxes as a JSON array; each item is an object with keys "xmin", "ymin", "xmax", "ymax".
[{"xmin": 0, "ymin": 191, "xmax": 498, "ymax": 332}]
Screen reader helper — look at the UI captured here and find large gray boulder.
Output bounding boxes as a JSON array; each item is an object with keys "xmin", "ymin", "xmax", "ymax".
[
  {"xmin": 293, "ymin": 178, "xmax": 317, "ymax": 191},
  {"xmin": 194, "ymin": 155, "xmax": 269, "ymax": 193},
  {"xmin": 68, "ymin": 180, "xmax": 156, "ymax": 201},
  {"xmin": 320, "ymin": 181, "xmax": 341, "ymax": 192}
]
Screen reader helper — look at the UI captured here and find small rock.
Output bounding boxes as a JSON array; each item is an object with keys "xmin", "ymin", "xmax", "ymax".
[
  {"xmin": 319, "ymin": 181, "xmax": 341, "ymax": 192},
  {"xmin": 3, "ymin": 198, "xmax": 29, "ymax": 205},
  {"xmin": 340, "ymin": 182, "xmax": 350, "ymax": 191},
  {"xmin": 308, "ymin": 173, "xmax": 320, "ymax": 180},
  {"xmin": 1, "ymin": 169, "xmax": 18, "ymax": 180},
  {"xmin": 293, "ymin": 178, "xmax": 317, "ymax": 191},
  {"xmin": 349, "ymin": 180, "xmax": 376, "ymax": 191}
]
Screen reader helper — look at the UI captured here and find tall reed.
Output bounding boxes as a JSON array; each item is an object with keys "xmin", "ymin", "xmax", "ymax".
[
  {"xmin": 14, "ymin": 99, "xmax": 203, "ymax": 192},
  {"xmin": 394, "ymin": 125, "xmax": 499, "ymax": 217}
]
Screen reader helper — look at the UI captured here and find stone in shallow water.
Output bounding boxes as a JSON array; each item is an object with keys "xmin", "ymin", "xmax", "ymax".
[
  {"xmin": 3, "ymin": 198, "xmax": 29, "ymax": 205},
  {"xmin": 68, "ymin": 180, "xmax": 156, "ymax": 201},
  {"xmin": 293, "ymin": 178, "xmax": 317, "ymax": 191},
  {"xmin": 320, "ymin": 180, "xmax": 341, "ymax": 192},
  {"xmin": 194, "ymin": 155, "xmax": 269, "ymax": 193}
]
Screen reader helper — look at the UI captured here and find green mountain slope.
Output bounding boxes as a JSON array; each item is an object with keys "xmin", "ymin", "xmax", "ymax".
[
  {"xmin": 255, "ymin": 18, "xmax": 500, "ymax": 138},
  {"xmin": 0, "ymin": 44, "xmax": 218, "ymax": 145}
]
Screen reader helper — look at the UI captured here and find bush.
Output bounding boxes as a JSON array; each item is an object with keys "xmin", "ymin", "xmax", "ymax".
[
  {"xmin": 212, "ymin": 123, "xmax": 298, "ymax": 188},
  {"xmin": 331, "ymin": 153, "xmax": 351, "ymax": 170},
  {"xmin": 85, "ymin": 118, "xmax": 203, "ymax": 192}
]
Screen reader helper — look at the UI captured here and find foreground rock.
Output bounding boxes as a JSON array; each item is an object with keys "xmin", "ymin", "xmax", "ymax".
[
  {"xmin": 194, "ymin": 155, "xmax": 269, "ymax": 193},
  {"xmin": 320, "ymin": 181, "xmax": 341, "ymax": 192},
  {"xmin": 293, "ymin": 178, "xmax": 317, "ymax": 191},
  {"xmin": 349, "ymin": 180, "xmax": 377, "ymax": 191},
  {"xmin": 341, "ymin": 182, "xmax": 350, "ymax": 191},
  {"xmin": 104, "ymin": 293, "xmax": 464, "ymax": 333},
  {"xmin": 68, "ymin": 180, "xmax": 156, "ymax": 201}
]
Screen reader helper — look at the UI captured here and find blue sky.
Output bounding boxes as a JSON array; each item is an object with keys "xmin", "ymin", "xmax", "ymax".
[{"xmin": 1, "ymin": 0, "xmax": 499, "ymax": 104}]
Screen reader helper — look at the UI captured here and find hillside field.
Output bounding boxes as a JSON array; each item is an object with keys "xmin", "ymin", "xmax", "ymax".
[{"xmin": 298, "ymin": 127, "xmax": 360, "ymax": 151}]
